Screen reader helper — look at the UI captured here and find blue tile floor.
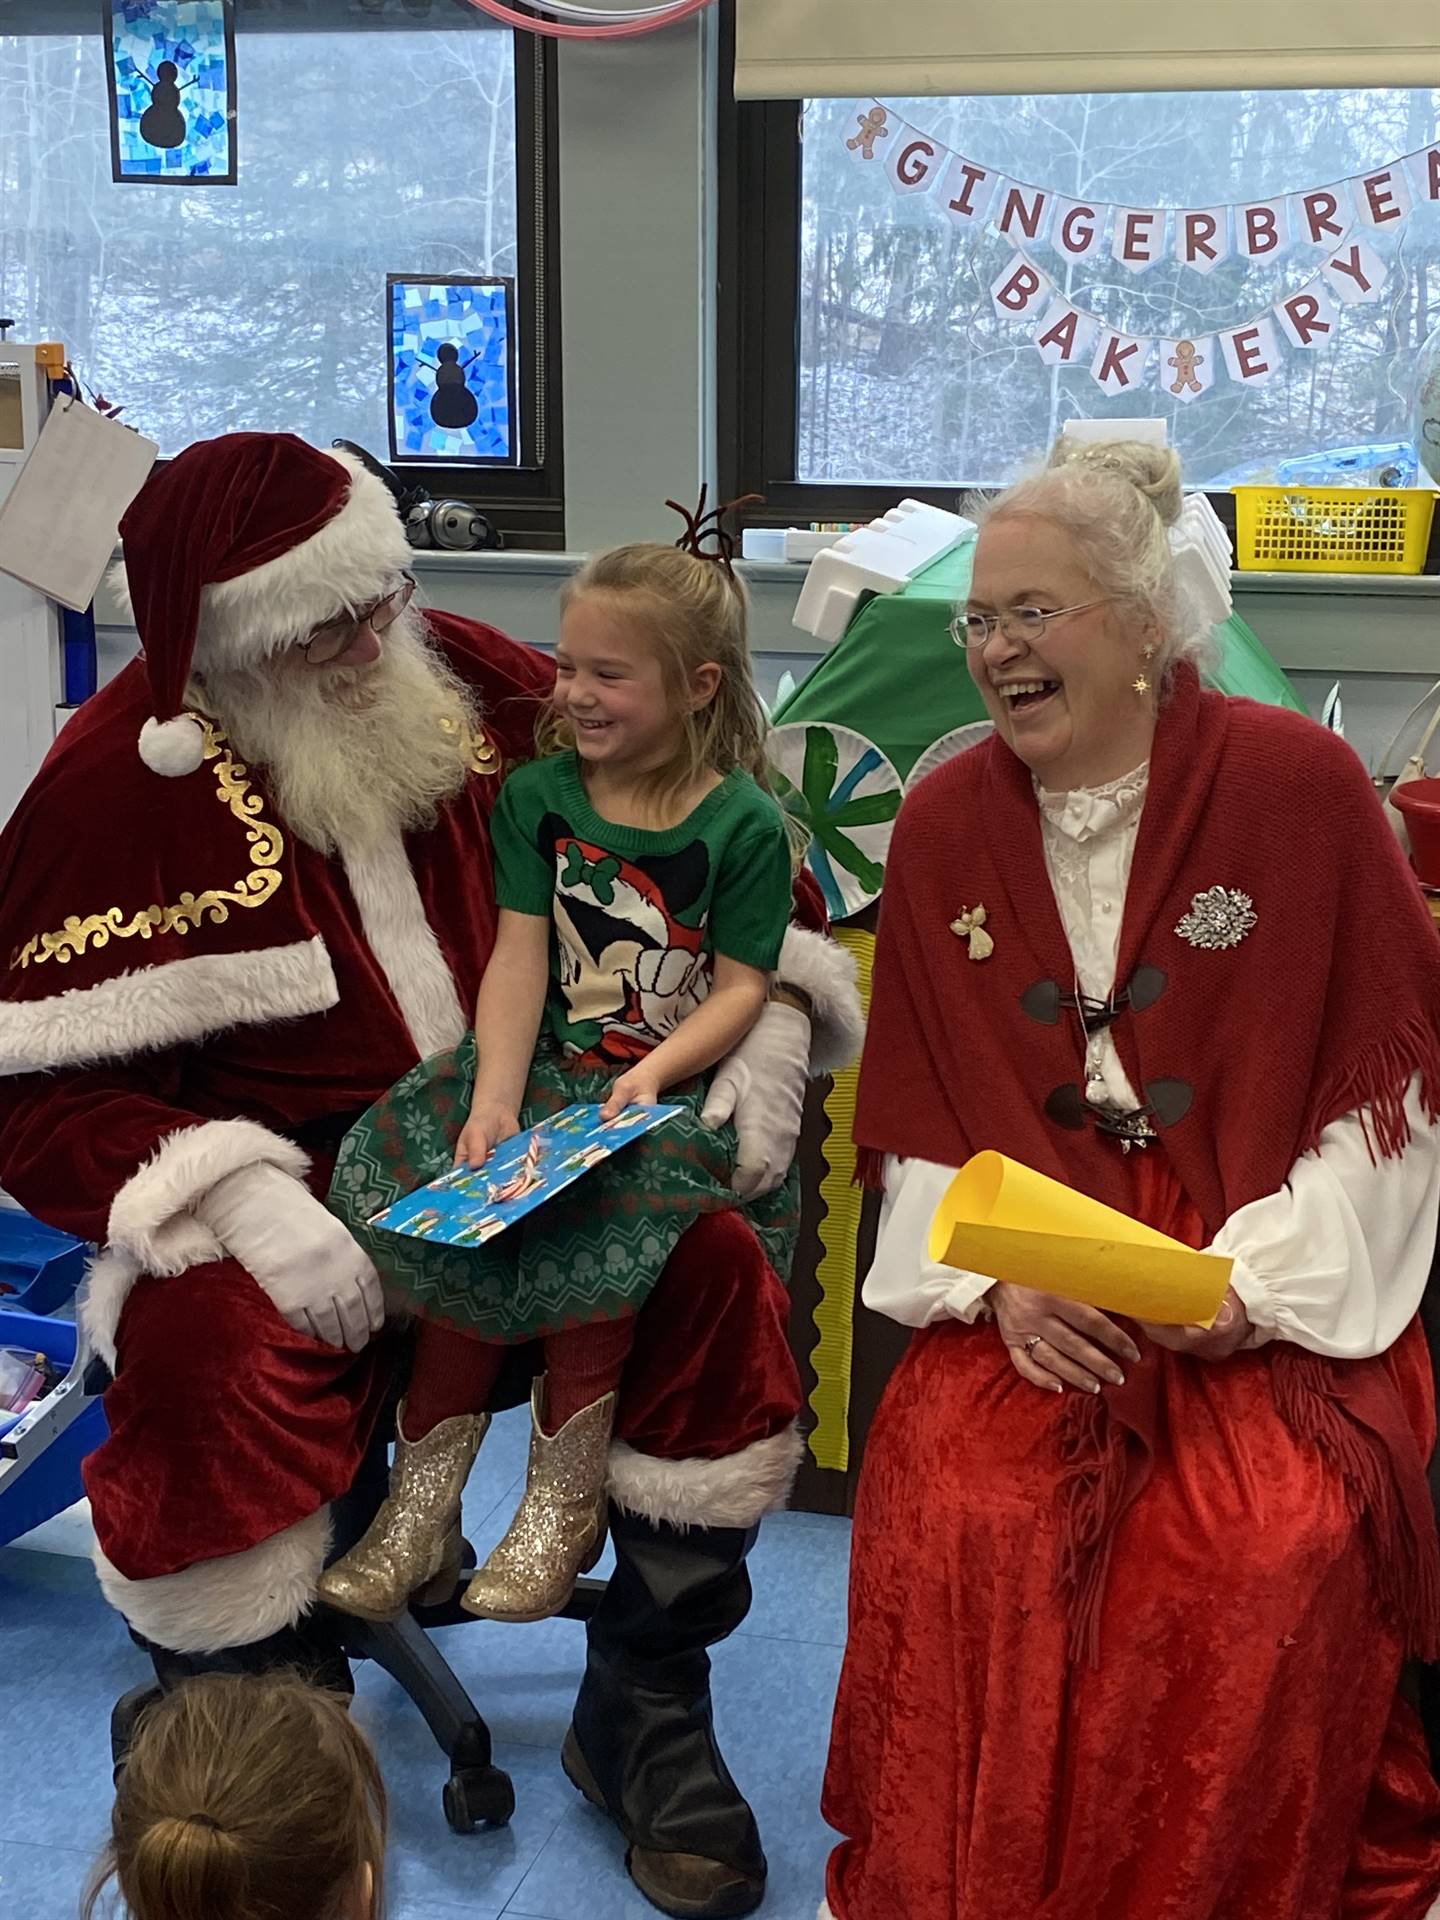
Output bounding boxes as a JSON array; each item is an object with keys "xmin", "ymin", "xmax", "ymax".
[{"xmin": 0, "ymin": 1407, "xmax": 850, "ymax": 1919}]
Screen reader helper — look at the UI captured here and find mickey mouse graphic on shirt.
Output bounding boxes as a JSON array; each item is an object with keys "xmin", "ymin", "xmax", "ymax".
[{"xmin": 547, "ymin": 827, "xmax": 714, "ymax": 1068}]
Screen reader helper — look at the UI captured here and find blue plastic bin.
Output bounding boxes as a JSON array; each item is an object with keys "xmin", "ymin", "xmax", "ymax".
[
  {"xmin": 0, "ymin": 1306, "xmax": 107, "ymax": 1549},
  {"xmin": 0, "ymin": 1210, "xmax": 89, "ymax": 1317}
]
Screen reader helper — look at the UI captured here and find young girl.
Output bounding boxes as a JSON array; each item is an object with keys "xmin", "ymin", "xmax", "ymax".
[
  {"xmin": 321, "ymin": 535, "xmax": 796, "ymax": 1625},
  {"xmin": 84, "ymin": 1674, "xmax": 386, "ymax": 1920}
]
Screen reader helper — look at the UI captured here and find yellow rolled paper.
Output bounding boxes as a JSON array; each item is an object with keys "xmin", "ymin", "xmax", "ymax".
[{"xmin": 928, "ymin": 1151, "xmax": 1232, "ymax": 1327}]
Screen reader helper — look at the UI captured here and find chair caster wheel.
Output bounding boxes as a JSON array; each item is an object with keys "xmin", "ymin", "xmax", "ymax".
[
  {"xmin": 443, "ymin": 1764, "xmax": 515, "ymax": 1833},
  {"xmin": 111, "ymin": 1684, "xmax": 163, "ymax": 1783}
]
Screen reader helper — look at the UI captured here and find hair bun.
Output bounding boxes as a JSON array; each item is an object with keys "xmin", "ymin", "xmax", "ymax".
[{"xmin": 1047, "ymin": 436, "xmax": 1184, "ymax": 530}]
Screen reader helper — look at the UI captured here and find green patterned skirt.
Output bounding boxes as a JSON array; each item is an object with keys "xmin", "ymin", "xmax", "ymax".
[{"xmin": 327, "ymin": 1035, "xmax": 799, "ymax": 1344}]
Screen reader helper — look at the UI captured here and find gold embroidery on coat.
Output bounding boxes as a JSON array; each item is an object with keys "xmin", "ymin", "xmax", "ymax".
[{"xmin": 10, "ymin": 720, "xmax": 284, "ymax": 970}]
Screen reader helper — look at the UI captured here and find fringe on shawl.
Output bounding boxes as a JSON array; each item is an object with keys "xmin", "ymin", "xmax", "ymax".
[
  {"xmin": 1299, "ymin": 1013, "xmax": 1440, "ymax": 1162},
  {"xmin": 1054, "ymin": 1390, "xmax": 1137, "ymax": 1671},
  {"xmin": 855, "ymin": 1147, "xmax": 886, "ymax": 1191},
  {"xmin": 1272, "ymin": 1350, "xmax": 1440, "ymax": 1663}
]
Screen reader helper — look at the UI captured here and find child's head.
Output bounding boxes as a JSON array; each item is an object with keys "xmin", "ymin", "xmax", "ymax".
[
  {"xmin": 553, "ymin": 544, "xmax": 767, "ymax": 800},
  {"xmin": 85, "ymin": 1674, "xmax": 386, "ymax": 1920}
]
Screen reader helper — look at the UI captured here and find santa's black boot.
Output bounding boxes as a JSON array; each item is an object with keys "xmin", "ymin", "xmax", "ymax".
[{"xmin": 564, "ymin": 1506, "xmax": 767, "ymax": 1920}]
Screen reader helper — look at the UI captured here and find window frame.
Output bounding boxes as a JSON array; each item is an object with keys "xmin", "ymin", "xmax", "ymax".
[
  {"xmin": 717, "ymin": 81, "xmax": 1251, "ymax": 544},
  {"xmin": 0, "ymin": 7, "xmax": 566, "ymax": 550}
]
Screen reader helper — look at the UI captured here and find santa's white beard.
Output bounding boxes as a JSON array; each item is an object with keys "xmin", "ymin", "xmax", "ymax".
[{"xmin": 193, "ymin": 611, "xmax": 477, "ymax": 853}]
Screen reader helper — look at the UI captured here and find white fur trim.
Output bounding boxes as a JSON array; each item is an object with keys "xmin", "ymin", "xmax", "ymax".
[
  {"xmin": 0, "ymin": 937, "xmax": 337, "ymax": 1076},
  {"xmin": 338, "ymin": 826, "xmax": 467, "ymax": 1058},
  {"xmin": 207, "ymin": 452, "xmax": 410, "ymax": 670},
  {"xmin": 94, "ymin": 1509, "xmax": 332, "ymax": 1653},
  {"xmin": 110, "ymin": 452, "xmax": 408, "ymax": 670},
  {"xmin": 106, "ymin": 1116, "xmax": 309, "ymax": 1280},
  {"xmin": 818, "ymin": 1902, "xmax": 838, "ymax": 1920},
  {"xmin": 82, "ymin": 1246, "xmax": 143, "ymax": 1374},
  {"xmin": 607, "ymin": 1424, "xmax": 805, "ymax": 1531},
  {"xmin": 138, "ymin": 713, "xmax": 208, "ymax": 777},
  {"xmin": 778, "ymin": 926, "xmax": 865, "ymax": 1078}
]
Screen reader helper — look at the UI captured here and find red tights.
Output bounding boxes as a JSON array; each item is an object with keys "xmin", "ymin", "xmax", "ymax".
[{"xmin": 401, "ymin": 1316, "xmax": 635, "ymax": 1440}]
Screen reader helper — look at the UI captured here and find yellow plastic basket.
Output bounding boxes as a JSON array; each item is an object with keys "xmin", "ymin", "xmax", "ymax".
[{"xmin": 1232, "ymin": 484, "xmax": 1435, "ymax": 575}]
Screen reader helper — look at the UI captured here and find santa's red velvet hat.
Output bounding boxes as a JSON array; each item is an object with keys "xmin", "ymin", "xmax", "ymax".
[{"xmin": 115, "ymin": 431, "xmax": 410, "ymax": 777}]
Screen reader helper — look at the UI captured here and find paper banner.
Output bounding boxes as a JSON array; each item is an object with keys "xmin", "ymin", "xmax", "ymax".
[
  {"xmin": 1292, "ymin": 182, "xmax": 1354, "ymax": 248},
  {"xmin": 1159, "ymin": 335, "xmax": 1216, "ymax": 404},
  {"xmin": 1357, "ymin": 164, "xmax": 1413, "ymax": 228},
  {"xmin": 991, "ymin": 253, "xmax": 1051, "ymax": 320},
  {"xmin": 1323, "ymin": 236, "xmax": 1388, "ymax": 304},
  {"xmin": 1175, "ymin": 206, "xmax": 1231, "ymax": 274},
  {"xmin": 1050, "ymin": 196, "xmax": 1104, "ymax": 260},
  {"xmin": 1274, "ymin": 281, "xmax": 1339, "ymax": 349},
  {"xmin": 1408, "ymin": 145, "xmax": 1440, "ymax": 205},
  {"xmin": 1090, "ymin": 330, "xmax": 1151, "ymax": 396},
  {"xmin": 1219, "ymin": 315, "xmax": 1282, "ymax": 386},
  {"xmin": 844, "ymin": 102, "xmax": 892, "ymax": 165},
  {"xmin": 1033, "ymin": 298, "xmax": 1099, "ymax": 366},
  {"xmin": 889, "ymin": 124, "xmax": 942, "ymax": 196},
  {"xmin": 1237, "ymin": 197, "xmax": 1291, "ymax": 260},
  {"xmin": 940, "ymin": 152, "xmax": 999, "ymax": 228},
  {"xmin": 1112, "ymin": 206, "xmax": 1166, "ymax": 274},
  {"xmin": 993, "ymin": 181, "xmax": 1053, "ymax": 248},
  {"xmin": 928, "ymin": 1152, "xmax": 1233, "ymax": 1327}
]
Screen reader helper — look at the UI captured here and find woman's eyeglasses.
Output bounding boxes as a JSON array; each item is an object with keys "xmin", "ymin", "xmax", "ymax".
[
  {"xmin": 302, "ymin": 573, "xmax": 416, "ymax": 665},
  {"xmin": 950, "ymin": 599, "xmax": 1108, "ymax": 650}
]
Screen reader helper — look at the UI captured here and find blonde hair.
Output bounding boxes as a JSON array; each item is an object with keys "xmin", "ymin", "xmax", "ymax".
[
  {"xmin": 84, "ymin": 1675, "xmax": 387, "ymax": 1920},
  {"xmin": 971, "ymin": 437, "xmax": 1209, "ymax": 679},
  {"xmin": 551, "ymin": 544, "xmax": 769, "ymax": 811}
]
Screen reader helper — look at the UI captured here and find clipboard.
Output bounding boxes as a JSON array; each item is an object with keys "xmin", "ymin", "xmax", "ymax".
[{"xmin": 0, "ymin": 395, "xmax": 157, "ymax": 611}]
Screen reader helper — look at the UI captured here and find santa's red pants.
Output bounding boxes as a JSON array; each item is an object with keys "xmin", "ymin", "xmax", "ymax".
[{"xmin": 86, "ymin": 1206, "xmax": 802, "ymax": 1582}]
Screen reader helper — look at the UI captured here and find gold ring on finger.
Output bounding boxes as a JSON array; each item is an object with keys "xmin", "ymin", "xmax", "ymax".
[{"xmin": 1023, "ymin": 1335, "xmax": 1043, "ymax": 1356}]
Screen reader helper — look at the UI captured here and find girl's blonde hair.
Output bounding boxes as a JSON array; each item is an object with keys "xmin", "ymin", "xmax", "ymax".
[
  {"xmin": 84, "ymin": 1674, "xmax": 387, "ymax": 1920},
  {"xmin": 550, "ymin": 544, "xmax": 769, "ymax": 809}
]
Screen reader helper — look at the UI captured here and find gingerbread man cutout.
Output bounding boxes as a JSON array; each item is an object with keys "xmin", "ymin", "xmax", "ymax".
[
  {"xmin": 846, "ymin": 105, "xmax": 889, "ymax": 162},
  {"xmin": 1169, "ymin": 339, "xmax": 1204, "ymax": 396}
]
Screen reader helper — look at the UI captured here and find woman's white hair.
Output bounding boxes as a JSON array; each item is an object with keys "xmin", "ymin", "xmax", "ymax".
[{"xmin": 969, "ymin": 437, "xmax": 1216, "ymax": 681}]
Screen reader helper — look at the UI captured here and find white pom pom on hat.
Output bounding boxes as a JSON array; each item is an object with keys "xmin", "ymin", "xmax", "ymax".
[{"xmin": 138, "ymin": 713, "xmax": 209, "ymax": 778}]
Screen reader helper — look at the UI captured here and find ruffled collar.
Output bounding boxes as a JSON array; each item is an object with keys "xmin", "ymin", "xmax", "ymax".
[{"xmin": 1036, "ymin": 761, "xmax": 1151, "ymax": 843}]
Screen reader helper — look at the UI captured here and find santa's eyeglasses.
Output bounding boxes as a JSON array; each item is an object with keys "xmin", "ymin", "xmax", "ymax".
[{"xmin": 301, "ymin": 573, "xmax": 416, "ymax": 664}]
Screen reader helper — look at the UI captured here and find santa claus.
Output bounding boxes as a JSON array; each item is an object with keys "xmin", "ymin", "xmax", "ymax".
[{"xmin": 0, "ymin": 433, "xmax": 861, "ymax": 1919}]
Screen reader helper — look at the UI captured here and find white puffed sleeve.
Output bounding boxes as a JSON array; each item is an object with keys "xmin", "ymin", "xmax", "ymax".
[
  {"xmin": 860, "ymin": 1155, "xmax": 997, "ymax": 1329},
  {"xmin": 1210, "ymin": 1077, "xmax": 1439, "ymax": 1359}
]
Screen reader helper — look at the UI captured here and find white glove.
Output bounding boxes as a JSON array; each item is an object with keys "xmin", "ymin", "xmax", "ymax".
[
  {"xmin": 194, "ymin": 1161, "xmax": 385, "ymax": 1352},
  {"xmin": 701, "ymin": 1001, "xmax": 810, "ymax": 1199}
]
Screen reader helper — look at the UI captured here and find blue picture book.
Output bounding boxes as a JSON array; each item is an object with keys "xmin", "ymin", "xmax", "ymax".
[{"xmin": 367, "ymin": 1102, "xmax": 682, "ymax": 1248}]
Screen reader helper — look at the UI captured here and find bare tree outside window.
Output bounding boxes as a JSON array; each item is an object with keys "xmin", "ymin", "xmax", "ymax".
[
  {"xmin": 0, "ymin": 25, "xmax": 517, "ymax": 457},
  {"xmin": 800, "ymin": 90, "xmax": 1440, "ymax": 487}
]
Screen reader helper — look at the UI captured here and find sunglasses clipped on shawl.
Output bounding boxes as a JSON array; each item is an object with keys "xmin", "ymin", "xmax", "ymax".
[{"xmin": 301, "ymin": 572, "xmax": 416, "ymax": 664}]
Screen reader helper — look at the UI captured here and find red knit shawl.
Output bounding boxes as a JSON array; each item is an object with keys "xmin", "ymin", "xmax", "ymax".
[{"xmin": 858, "ymin": 666, "xmax": 1440, "ymax": 1229}]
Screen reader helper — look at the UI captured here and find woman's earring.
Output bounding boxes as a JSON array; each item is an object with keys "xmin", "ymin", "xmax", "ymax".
[{"xmin": 1134, "ymin": 642, "xmax": 1157, "ymax": 696}]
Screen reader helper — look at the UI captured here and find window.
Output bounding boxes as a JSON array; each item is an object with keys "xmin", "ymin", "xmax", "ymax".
[
  {"xmin": 0, "ymin": 0, "xmax": 563, "ymax": 544},
  {"xmin": 721, "ymin": 83, "xmax": 1440, "ymax": 509}
]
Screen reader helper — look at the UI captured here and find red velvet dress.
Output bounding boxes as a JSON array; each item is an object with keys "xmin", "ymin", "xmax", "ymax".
[{"xmin": 823, "ymin": 1151, "xmax": 1440, "ymax": 1919}]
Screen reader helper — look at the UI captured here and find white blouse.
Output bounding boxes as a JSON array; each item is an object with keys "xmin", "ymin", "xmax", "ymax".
[{"xmin": 863, "ymin": 763, "xmax": 1440, "ymax": 1360}]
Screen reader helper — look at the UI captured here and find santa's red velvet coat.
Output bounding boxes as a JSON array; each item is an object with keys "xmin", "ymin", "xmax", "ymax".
[{"xmin": 0, "ymin": 613, "xmax": 856, "ymax": 1652}]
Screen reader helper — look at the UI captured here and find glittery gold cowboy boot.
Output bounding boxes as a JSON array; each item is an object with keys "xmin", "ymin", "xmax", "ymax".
[
  {"xmin": 461, "ymin": 1379, "xmax": 612, "ymax": 1624},
  {"xmin": 317, "ymin": 1401, "xmax": 490, "ymax": 1623}
]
